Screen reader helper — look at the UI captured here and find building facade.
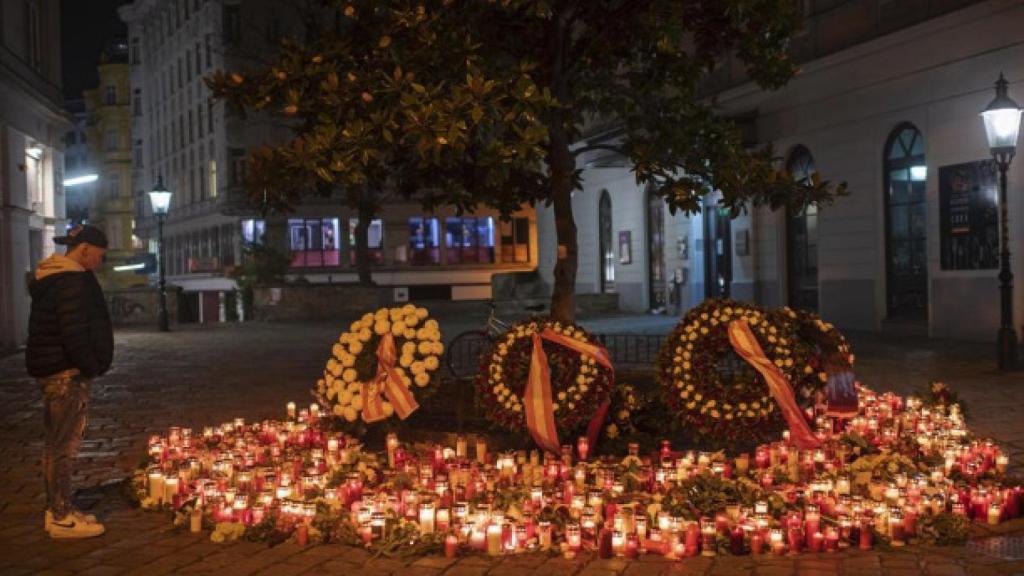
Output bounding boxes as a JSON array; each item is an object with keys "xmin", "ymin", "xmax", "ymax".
[
  {"xmin": 84, "ymin": 39, "xmax": 145, "ymax": 287},
  {"xmin": 121, "ymin": 0, "xmax": 539, "ymax": 322},
  {"xmin": 0, "ymin": 0, "xmax": 69, "ymax": 349},
  {"xmin": 63, "ymin": 98, "xmax": 95, "ymax": 225},
  {"xmin": 543, "ymin": 0, "xmax": 1024, "ymax": 342}
]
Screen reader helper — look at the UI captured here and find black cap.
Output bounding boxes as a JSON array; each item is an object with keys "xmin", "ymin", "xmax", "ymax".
[{"xmin": 54, "ymin": 224, "xmax": 108, "ymax": 249}]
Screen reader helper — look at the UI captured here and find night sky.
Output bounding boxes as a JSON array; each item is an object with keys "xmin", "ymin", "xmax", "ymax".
[{"xmin": 61, "ymin": 0, "xmax": 130, "ymax": 101}]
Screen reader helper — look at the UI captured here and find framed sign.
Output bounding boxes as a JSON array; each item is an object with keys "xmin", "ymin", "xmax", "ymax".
[
  {"xmin": 939, "ymin": 160, "xmax": 998, "ymax": 270},
  {"xmin": 618, "ymin": 231, "xmax": 632, "ymax": 264}
]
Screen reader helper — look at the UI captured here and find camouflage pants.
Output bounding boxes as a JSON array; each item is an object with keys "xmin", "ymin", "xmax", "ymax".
[{"xmin": 38, "ymin": 370, "xmax": 91, "ymax": 520}]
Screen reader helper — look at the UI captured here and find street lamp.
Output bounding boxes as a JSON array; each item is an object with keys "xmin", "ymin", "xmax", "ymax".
[
  {"xmin": 981, "ymin": 73, "xmax": 1023, "ymax": 370},
  {"xmin": 148, "ymin": 175, "xmax": 173, "ymax": 332}
]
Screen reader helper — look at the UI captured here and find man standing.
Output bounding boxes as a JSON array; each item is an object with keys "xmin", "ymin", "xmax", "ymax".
[{"xmin": 26, "ymin": 225, "xmax": 112, "ymax": 539}]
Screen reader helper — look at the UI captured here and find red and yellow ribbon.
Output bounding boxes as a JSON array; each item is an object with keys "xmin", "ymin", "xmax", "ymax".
[
  {"xmin": 727, "ymin": 319, "xmax": 821, "ymax": 449},
  {"xmin": 525, "ymin": 328, "xmax": 614, "ymax": 454},
  {"xmin": 362, "ymin": 333, "xmax": 419, "ymax": 423}
]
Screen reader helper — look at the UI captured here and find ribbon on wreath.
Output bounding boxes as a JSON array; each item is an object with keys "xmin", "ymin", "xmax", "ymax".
[
  {"xmin": 525, "ymin": 328, "xmax": 614, "ymax": 454},
  {"xmin": 362, "ymin": 332, "xmax": 420, "ymax": 423},
  {"xmin": 727, "ymin": 319, "xmax": 821, "ymax": 449}
]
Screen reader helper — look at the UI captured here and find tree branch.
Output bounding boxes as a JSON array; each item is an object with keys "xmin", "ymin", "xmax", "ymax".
[{"xmin": 572, "ymin": 143, "xmax": 626, "ymax": 157}]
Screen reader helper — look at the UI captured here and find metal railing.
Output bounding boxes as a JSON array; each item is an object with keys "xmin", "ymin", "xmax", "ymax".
[
  {"xmin": 593, "ymin": 333, "xmax": 666, "ymax": 368},
  {"xmin": 444, "ymin": 332, "xmax": 667, "ymax": 379}
]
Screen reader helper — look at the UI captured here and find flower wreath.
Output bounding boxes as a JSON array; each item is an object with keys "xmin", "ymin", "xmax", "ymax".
[
  {"xmin": 657, "ymin": 299, "xmax": 807, "ymax": 446},
  {"xmin": 780, "ymin": 307, "xmax": 853, "ymax": 401},
  {"xmin": 476, "ymin": 318, "xmax": 614, "ymax": 450},
  {"xmin": 316, "ymin": 305, "xmax": 443, "ymax": 424}
]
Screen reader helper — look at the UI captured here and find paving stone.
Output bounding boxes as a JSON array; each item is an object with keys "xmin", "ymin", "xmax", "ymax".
[
  {"xmin": 411, "ymin": 555, "xmax": 458, "ymax": 569},
  {"xmin": 441, "ymin": 565, "xmax": 493, "ymax": 576},
  {"xmin": 78, "ymin": 565, "xmax": 129, "ymax": 576}
]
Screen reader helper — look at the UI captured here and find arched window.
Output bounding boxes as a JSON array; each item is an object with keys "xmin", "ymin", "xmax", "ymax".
[
  {"xmin": 598, "ymin": 190, "xmax": 615, "ymax": 293},
  {"xmin": 883, "ymin": 124, "xmax": 927, "ymax": 320},
  {"xmin": 786, "ymin": 145, "xmax": 818, "ymax": 311}
]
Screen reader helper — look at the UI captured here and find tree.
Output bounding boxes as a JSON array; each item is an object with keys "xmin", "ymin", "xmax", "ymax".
[
  {"xmin": 429, "ymin": 0, "xmax": 847, "ymax": 322},
  {"xmin": 207, "ymin": 1, "xmax": 550, "ymax": 285}
]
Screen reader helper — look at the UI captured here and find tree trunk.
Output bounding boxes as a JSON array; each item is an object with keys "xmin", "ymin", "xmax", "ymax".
[
  {"xmin": 354, "ymin": 201, "xmax": 374, "ymax": 285},
  {"xmin": 548, "ymin": 123, "xmax": 577, "ymax": 324},
  {"xmin": 546, "ymin": 10, "xmax": 577, "ymax": 324}
]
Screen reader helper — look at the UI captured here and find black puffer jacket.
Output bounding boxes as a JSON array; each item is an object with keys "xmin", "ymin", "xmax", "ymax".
[{"xmin": 26, "ymin": 257, "xmax": 113, "ymax": 378}]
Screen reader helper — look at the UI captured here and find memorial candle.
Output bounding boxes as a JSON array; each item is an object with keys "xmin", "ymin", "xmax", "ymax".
[
  {"xmin": 476, "ymin": 439, "xmax": 488, "ymax": 464},
  {"xmin": 386, "ymin": 433, "xmax": 399, "ymax": 468},
  {"xmin": 577, "ymin": 436, "xmax": 589, "ymax": 461},
  {"xmin": 445, "ymin": 533, "xmax": 459, "ymax": 558},
  {"xmin": 825, "ymin": 528, "xmax": 839, "ymax": 552},
  {"xmin": 805, "ymin": 505, "xmax": 820, "ymax": 538},
  {"xmin": 770, "ymin": 528, "xmax": 786, "ymax": 555},
  {"xmin": 148, "ymin": 469, "xmax": 165, "ymax": 504},
  {"xmin": 539, "ymin": 521, "xmax": 552, "ymax": 550},
  {"xmin": 988, "ymin": 503, "xmax": 1002, "ymax": 525}
]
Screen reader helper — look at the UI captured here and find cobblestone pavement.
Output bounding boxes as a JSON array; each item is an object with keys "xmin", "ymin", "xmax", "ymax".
[{"xmin": 2, "ymin": 311, "xmax": 1024, "ymax": 575}]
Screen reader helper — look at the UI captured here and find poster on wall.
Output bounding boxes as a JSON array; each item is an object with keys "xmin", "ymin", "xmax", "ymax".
[
  {"xmin": 618, "ymin": 231, "xmax": 632, "ymax": 264},
  {"xmin": 939, "ymin": 160, "xmax": 998, "ymax": 270}
]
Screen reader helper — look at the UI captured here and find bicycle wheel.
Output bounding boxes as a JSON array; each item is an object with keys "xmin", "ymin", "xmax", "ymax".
[{"xmin": 445, "ymin": 330, "xmax": 492, "ymax": 379}]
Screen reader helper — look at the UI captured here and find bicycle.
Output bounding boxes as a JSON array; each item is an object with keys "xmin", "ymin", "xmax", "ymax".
[{"xmin": 445, "ymin": 301, "xmax": 546, "ymax": 378}]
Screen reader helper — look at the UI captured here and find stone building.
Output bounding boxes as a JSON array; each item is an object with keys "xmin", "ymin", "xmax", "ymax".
[
  {"xmin": 0, "ymin": 0, "xmax": 69, "ymax": 349},
  {"xmin": 542, "ymin": 0, "xmax": 1024, "ymax": 342},
  {"xmin": 84, "ymin": 39, "xmax": 145, "ymax": 287},
  {"xmin": 121, "ymin": 0, "xmax": 540, "ymax": 322}
]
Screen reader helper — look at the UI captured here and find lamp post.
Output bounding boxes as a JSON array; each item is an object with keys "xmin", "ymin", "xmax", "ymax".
[
  {"xmin": 148, "ymin": 175, "xmax": 173, "ymax": 332},
  {"xmin": 981, "ymin": 73, "xmax": 1023, "ymax": 370}
]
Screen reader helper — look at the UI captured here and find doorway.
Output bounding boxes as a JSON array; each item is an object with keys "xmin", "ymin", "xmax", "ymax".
[
  {"xmin": 598, "ymin": 190, "xmax": 615, "ymax": 293},
  {"xmin": 703, "ymin": 202, "xmax": 732, "ymax": 298},
  {"xmin": 647, "ymin": 189, "xmax": 666, "ymax": 311}
]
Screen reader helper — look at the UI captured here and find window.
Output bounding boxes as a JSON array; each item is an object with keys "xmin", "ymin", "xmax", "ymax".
[
  {"xmin": 104, "ymin": 85, "xmax": 117, "ymax": 105},
  {"xmin": 348, "ymin": 218, "xmax": 385, "ymax": 265},
  {"xmin": 289, "ymin": 218, "xmax": 341, "ymax": 267},
  {"xmin": 205, "ymin": 34, "xmax": 212, "ymax": 69},
  {"xmin": 105, "ymin": 130, "xmax": 118, "ymax": 151},
  {"xmin": 207, "ymin": 99, "xmax": 214, "ymax": 132},
  {"xmin": 229, "ymin": 148, "xmax": 246, "ymax": 185},
  {"xmin": 188, "ymin": 110, "xmax": 194, "ymax": 143},
  {"xmin": 107, "ymin": 174, "xmax": 121, "ymax": 200},
  {"xmin": 107, "ymin": 220, "xmax": 122, "ymax": 250},
  {"xmin": 26, "ymin": 0, "xmax": 41, "ymax": 70},
  {"xmin": 785, "ymin": 146, "xmax": 818, "ymax": 311},
  {"xmin": 134, "ymin": 139, "xmax": 144, "ymax": 166},
  {"xmin": 208, "ymin": 159, "xmax": 218, "ymax": 198},
  {"xmin": 133, "ymin": 89, "xmax": 142, "ymax": 116},
  {"xmin": 65, "ymin": 132, "xmax": 76, "ymax": 147},
  {"xmin": 131, "ymin": 37, "xmax": 141, "ymax": 64},
  {"xmin": 241, "ymin": 219, "xmax": 266, "ymax": 244},
  {"xmin": 186, "ymin": 50, "xmax": 192, "ymax": 79},
  {"xmin": 223, "ymin": 4, "xmax": 241, "ymax": 44},
  {"xmin": 197, "ymin": 104, "xmax": 204, "ymax": 138},
  {"xmin": 445, "ymin": 217, "xmax": 495, "ymax": 264},
  {"xmin": 884, "ymin": 124, "xmax": 928, "ymax": 319},
  {"xmin": 177, "ymin": 57, "xmax": 183, "ymax": 88},
  {"xmin": 408, "ymin": 217, "xmax": 440, "ymax": 265},
  {"xmin": 500, "ymin": 217, "xmax": 530, "ymax": 263}
]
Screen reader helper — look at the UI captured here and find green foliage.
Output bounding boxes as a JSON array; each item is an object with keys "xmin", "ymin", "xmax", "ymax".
[
  {"xmin": 230, "ymin": 242, "xmax": 291, "ymax": 288},
  {"xmin": 660, "ymin": 472, "xmax": 767, "ymax": 519},
  {"xmin": 206, "ymin": 1, "xmax": 550, "ymax": 217},
  {"xmin": 918, "ymin": 512, "xmax": 970, "ymax": 546}
]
